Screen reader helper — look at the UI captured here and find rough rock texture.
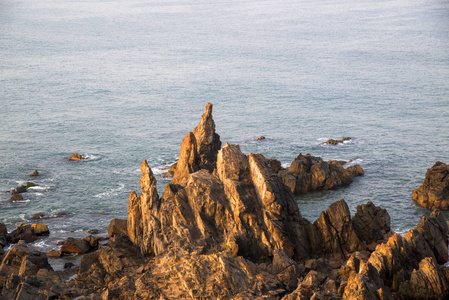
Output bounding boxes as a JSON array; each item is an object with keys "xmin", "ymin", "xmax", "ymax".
[
  {"xmin": 31, "ymin": 224, "xmax": 50, "ymax": 236},
  {"xmin": 279, "ymin": 153, "xmax": 363, "ymax": 194},
  {"xmin": 61, "ymin": 237, "xmax": 92, "ymax": 254},
  {"xmin": 68, "ymin": 152, "xmax": 85, "ymax": 161},
  {"xmin": 29, "ymin": 170, "xmax": 39, "ymax": 177},
  {"xmin": 171, "ymin": 102, "xmax": 221, "ymax": 185},
  {"xmin": 0, "ymin": 242, "xmax": 52, "ymax": 277},
  {"xmin": 2, "ymin": 103, "xmax": 449, "ymax": 299},
  {"xmin": 7, "ymin": 224, "xmax": 37, "ymax": 243},
  {"xmin": 413, "ymin": 161, "xmax": 449, "ymax": 210},
  {"xmin": 108, "ymin": 218, "xmax": 128, "ymax": 237}
]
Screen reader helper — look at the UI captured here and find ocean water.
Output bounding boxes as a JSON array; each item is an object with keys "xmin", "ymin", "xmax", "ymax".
[{"xmin": 1, "ymin": 0, "xmax": 449, "ymax": 253}]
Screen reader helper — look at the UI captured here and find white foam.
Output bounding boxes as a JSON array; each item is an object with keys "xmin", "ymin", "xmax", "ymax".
[
  {"xmin": 343, "ymin": 158, "xmax": 365, "ymax": 168},
  {"xmin": 94, "ymin": 183, "xmax": 125, "ymax": 198},
  {"xmin": 28, "ymin": 186, "xmax": 50, "ymax": 191}
]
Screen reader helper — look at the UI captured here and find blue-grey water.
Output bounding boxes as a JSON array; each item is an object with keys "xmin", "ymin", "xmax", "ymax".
[{"xmin": 1, "ymin": 0, "xmax": 449, "ymax": 254}]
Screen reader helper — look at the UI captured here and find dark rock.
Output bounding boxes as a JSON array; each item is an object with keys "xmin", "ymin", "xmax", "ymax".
[
  {"xmin": 10, "ymin": 194, "xmax": 23, "ymax": 202},
  {"xmin": 30, "ymin": 212, "xmax": 44, "ymax": 220},
  {"xmin": 87, "ymin": 229, "xmax": 99, "ymax": 234},
  {"xmin": 68, "ymin": 152, "xmax": 85, "ymax": 161},
  {"xmin": 256, "ymin": 135, "xmax": 266, "ymax": 141},
  {"xmin": 107, "ymin": 218, "xmax": 128, "ymax": 238},
  {"xmin": 82, "ymin": 235, "xmax": 99, "ymax": 249},
  {"xmin": 29, "ymin": 170, "xmax": 39, "ymax": 177},
  {"xmin": 413, "ymin": 161, "xmax": 449, "ymax": 210},
  {"xmin": 61, "ymin": 237, "xmax": 91, "ymax": 254},
  {"xmin": 11, "ymin": 186, "xmax": 27, "ymax": 194},
  {"xmin": 352, "ymin": 201, "xmax": 393, "ymax": 244},
  {"xmin": 64, "ymin": 262, "xmax": 75, "ymax": 269},
  {"xmin": 8, "ymin": 224, "xmax": 37, "ymax": 243},
  {"xmin": 0, "ymin": 242, "xmax": 53, "ymax": 276}
]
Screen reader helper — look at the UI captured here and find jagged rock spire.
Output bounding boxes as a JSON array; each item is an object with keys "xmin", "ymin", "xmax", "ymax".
[{"xmin": 171, "ymin": 103, "xmax": 221, "ymax": 186}]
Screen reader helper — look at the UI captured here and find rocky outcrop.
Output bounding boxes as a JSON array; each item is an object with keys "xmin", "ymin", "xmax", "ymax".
[
  {"xmin": 413, "ymin": 161, "xmax": 449, "ymax": 210},
  {"xmin": 68, "ymin": 152, "xmax": 85, "ymax": 161},
  {"xmin": 7, "ymin": 224, "xmax": 37, "ymax": 243},
  {"xmin": 0, "ymin": 241, "xmax": 52, "ymax": 277},
  {"xmin": 320, "ymin": 137, "xmax": 351, "ymax": 145},
  {"xmin": 171, "ymin": 103, "xmax": 221, "ymax": 185},
  {"xmin": 279, "ymin": 153, "xmax": 363, "ymax": 194},
  {"xmin": 3, "ymin": 103, "xmax": 449, "ymax": 299},
  {"xmin": 108, "ymin": 218, "xmax": 128, "ymax": 237}
]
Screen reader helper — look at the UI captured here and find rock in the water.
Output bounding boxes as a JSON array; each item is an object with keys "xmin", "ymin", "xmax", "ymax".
[
  {"xmin": 320, "ymin": 137, "xmax": 351, "ymax": 145},
  {"xmin": 107, "ymin": 218, "xmax": 128, "ymax": 237},
  {"xmin": 29, "ymin": 170, "xmax": 39, "ymax": 177},
  {"xmin": 31, "ymin": 224, "xmax": 50, "ymax": 236},
  {"xmin": 61, "ymin": 237, "xmax": 91, "ymax": 254},
  {"xmin": 279, "ymin": 153, "xmax": 361, "ymax": 194},
  {"xmin": 10, "ymin": 194, "xmax": 23, "ymax": 202},
  {"xmin": 68, "ymin": 152, "xmax": 85, "ymax": 161},
  {"xmin": 161, "ymin": 162, "xmax": 177, "ymax": 178},
  {"xmin": 30, "ymin": 212, "xmax": 44, "ymax": 220},
  {"xmin": 8, "ymin": 224, "xmax": 37, "ymax": 243},
  {"xmin": 413, "ymin": 161, "xmax": 449, "ymax": 210},
  {"xmin": 256, "ymin": 135, "xmax": 266, "ymax": 141}
]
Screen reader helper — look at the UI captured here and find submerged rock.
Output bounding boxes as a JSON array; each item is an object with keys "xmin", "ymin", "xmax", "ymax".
[{"xmin": 413, "ymin": 161, "xmax": 449, "ymax": 210}]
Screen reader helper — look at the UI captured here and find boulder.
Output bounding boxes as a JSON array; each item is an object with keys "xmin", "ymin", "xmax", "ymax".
[
  {"xmin": 107, "ymin": 218, "xmax": 128, "ymax": 237},
  {"xmin": 0, "ymin": 242, "xmax": 53, "ymax": 276},
  {"xmin": 352, "ymin": 201, "xmax": 393, "ymax": 244},
  {"xmin": 8, "ymin": 224, "xmax": 37, "ymax": 243},
  {"xmin": 68, "ymin": 152, "xmax": 85, "ymax": 161},
  {"xmin": 30, "ymin": 212, "xmax": 44, "ymax": 220},
  {"xmin": 45, "ymin": 250, "xmax": 62, "ymax": 258},
  {"xmin": 256, "ymin": 135, "xmax": 266, "ymax": 141},
  {"xmin": 31, "ymin": 224, "xmax": 50, "ymax": 236},
  {"xmin": 279, "ymin": 153, "xmax": 361, "ymax": 194},
  {"xmin": 60, "ymin": 237, "xmax": 91, "ymax": 254},
  {"xmin": 29, "ymin": 170, "xmax": 39, "ymax": 177},
  {"xmin": 10, "ymin": 194, "xmax": 23, "ymax": 202},
  {"xmin": 413, "ymin": 161, "xmax": 449, "ymax": 210},
  {"xmin": 398, "ymin": 257, "xmax": 449, "ymax": 299}
]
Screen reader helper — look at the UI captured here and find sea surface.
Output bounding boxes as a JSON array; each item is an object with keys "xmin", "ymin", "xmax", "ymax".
[{"xmin": 1, "ymin": 0, "xmax": 449, "ymax": 256}]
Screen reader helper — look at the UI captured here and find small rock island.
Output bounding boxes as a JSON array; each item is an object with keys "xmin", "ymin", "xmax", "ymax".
[
  {"xmin": 413, "ymin": 161, "xmax": 449, "ymax": 210},
  {"xmin": 1, "ymin": 103, "xmax": 448, "ymax": 299}
]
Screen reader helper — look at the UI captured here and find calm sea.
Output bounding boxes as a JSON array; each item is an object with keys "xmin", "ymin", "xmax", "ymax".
[{"xmin": 1, "ymin": 0, "xmax": 448, "ymax": 253}]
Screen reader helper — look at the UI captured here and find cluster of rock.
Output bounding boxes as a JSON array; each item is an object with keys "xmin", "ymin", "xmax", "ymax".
[
  {"xmin": 9, "ymin": 182, "xmax": 38, "ymax": 202},
  {"xmin": 279, "ymin": 154, "xmax": 363, "ymax": 194},
  {"xmin": 413, "ymin": 161, "xmax": 449, "ymax": 210},
  {"xmin": 320, "ymin": 137, "xmax": 352, "ymax": 145},
  {"xmin": 0, "ymin": 223, "xmax": 49, "ymax": 257},
  {"xmin": 1, "ymin": 103, "xmax": 448, "ymax": 299}
]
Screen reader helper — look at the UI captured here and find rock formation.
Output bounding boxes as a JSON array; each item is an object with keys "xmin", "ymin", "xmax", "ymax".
[
  {"xmin": 279, "ymin": 153, "xmax": 363, "ymax": 194},
  {"xmin": 413, "ymin": 161, "xmax": 449, "ymax": 210},
  {"xmin": 68, "ymin": 152, "xmax": 85, "ymax": 161},
  {"xmin": 320, "ymin": 137, "xmax": 351, "ymax": 145},
  {"xmin": 2, "ymin": 103, "xmax": 449, "ymax": 299}
]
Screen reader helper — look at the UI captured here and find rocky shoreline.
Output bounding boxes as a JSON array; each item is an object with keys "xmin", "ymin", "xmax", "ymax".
[{"xmin": 1, "ymin": 103, "xmax": 448, "ymax": 299}]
